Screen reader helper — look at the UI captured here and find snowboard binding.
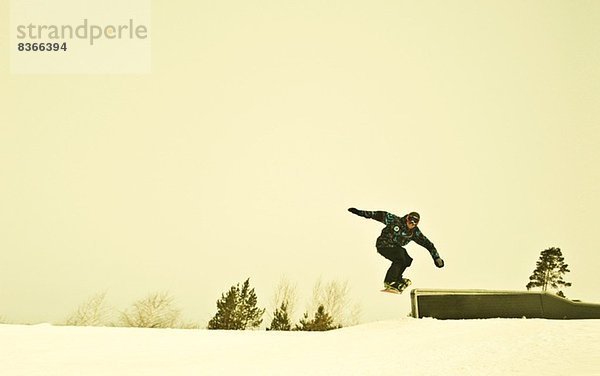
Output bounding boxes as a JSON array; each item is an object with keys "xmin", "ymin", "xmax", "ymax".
[{"xmin": 381, "ymin": 278, "xmax": 412, "ymax": 294}]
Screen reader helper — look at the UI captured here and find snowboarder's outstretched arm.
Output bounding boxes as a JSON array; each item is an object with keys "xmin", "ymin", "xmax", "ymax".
[
  {"xmin": 347, "ymin": 208, "xmax": 396, "ymax": 225},
  {"xmin": 414, "ymin": 229, "xmax": 445, "ymax": 268}
]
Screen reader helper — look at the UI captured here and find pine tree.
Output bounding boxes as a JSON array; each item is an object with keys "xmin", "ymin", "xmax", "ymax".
[
  {"xmin": 238, "ymin": 279, "xmax": 264, "ymax": 329},
  {"xmin": 269, "ymin": 302, "xmax": 292, "ymax": 331},
  {"xmin": 295, "ymin": 305, "xmax": 338, "ymax": 331},
  {"xmin": 526, "ymin": 247, "xmax": 572, "ymax": 296},
  {"xmin": 208, "ymin": 278, "xmax": 265, "ymax": 330},
  {"xmin": 207, "ymin": 285, "xmax": 240, "ymax": 329}
]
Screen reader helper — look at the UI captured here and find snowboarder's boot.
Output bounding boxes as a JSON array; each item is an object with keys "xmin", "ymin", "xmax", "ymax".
[
  {"xmin": 383, "ymin": 282, "xmax": 401, "ymax": 293},
  {"xmin": 396, "ymin": 278, "xmax": 412, "ymax": 293}
]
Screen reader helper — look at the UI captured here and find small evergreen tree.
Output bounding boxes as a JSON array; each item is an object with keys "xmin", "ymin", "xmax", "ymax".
[
  {"xmin": 269, "ymin": 302, "xmax": 292, "ymax": 331},
  {"xmin": 271, "ymin": 277, "xmax": 298, "ymax": 323},
  {"xmin": 526, "ymin": 247, "xmax": 572, "ymax": 296},
  {"xmin": 208, "ymin": 278, "xmax": 265, "ymax": 330},
  {"xmin": 238, "ymin": 278, "xmax": 264, "ymax": 329},
  {"xmin": 207, "ymin": 285, "xmax": 240, "ymax": 329},
  {"xmin": 295, "ymin": 305, "xmax": 338, "ymax": 331}
]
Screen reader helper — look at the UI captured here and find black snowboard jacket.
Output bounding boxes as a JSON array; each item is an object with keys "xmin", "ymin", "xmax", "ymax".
[{"xmin": 352, "ymin": 209, "xmax": 440, "ymax": 260}]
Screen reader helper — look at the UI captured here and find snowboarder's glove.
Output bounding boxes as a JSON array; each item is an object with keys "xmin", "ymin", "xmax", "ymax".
[
  {"xmin": 348, "ymin": 208, "xmax": 361, "ymax": 216},
  {"xmin": 348, "ymin": 208, "xmax": 373, "ymax": 219},
  {"xmin": 434, "ymin": 258, "xmax": 445, "ymax": 268}
]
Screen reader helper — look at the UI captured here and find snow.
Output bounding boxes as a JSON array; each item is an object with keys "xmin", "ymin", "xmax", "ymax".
[{"xmin": 1, "ymin": 319, "xmax": 599, "ymax": 376}]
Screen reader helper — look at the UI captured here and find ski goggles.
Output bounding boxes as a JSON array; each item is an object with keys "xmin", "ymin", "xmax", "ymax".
[{"xmin": 407, "ymin": 215, "xmax": 420, "ymax": 225}]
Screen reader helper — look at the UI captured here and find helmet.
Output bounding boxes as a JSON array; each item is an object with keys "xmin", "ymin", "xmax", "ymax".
[{"xmin": 407, "ymin": 212, "xmax": 420, "ymax": 225}]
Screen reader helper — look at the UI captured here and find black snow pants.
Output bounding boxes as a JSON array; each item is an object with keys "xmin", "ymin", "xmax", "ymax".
[{"xmin": 377, "ymin": 246, "xmax": 413, "ymax": 284}]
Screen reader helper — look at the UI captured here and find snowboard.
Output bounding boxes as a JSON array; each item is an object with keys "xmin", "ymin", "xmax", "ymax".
[{"xmin": 380, "ymin": 279, "xmax": 412, "ymax": 295}]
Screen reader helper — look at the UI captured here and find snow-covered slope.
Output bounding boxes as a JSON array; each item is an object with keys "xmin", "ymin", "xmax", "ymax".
[{"xmin": 2, "ymin": 318, "xmax": 599, "ymax": 375}]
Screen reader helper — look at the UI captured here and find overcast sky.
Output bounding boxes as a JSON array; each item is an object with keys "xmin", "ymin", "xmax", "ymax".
[{"xmin": 1, "ymin": 0, "xmax": 599, "ymax": 325}]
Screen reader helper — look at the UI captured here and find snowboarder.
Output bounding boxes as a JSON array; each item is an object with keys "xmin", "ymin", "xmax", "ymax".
[{"xmin": 348, "ymin": 208, "xmax": 444, "ymax": 293}]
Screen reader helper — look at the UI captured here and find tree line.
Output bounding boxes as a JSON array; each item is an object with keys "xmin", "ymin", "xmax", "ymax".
[
  {"xmin": 59, "ymin": 277, "xmax": 358, "ymax": 331},
  {"xmin": 0, "ymin": 246, "xmax": 574, "ymax": 327},
  {"xmin": 60, "ymin": 245, "xmax": 573, "ymax": 330},
  {"xmin": 207, "ymin": 278, "xmax": 351, "ymax": 331}
]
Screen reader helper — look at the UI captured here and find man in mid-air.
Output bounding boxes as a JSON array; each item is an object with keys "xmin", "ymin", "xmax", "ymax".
[{"xmin": 348, "ymin": 208, "xmax": 445, "ymax": 293}]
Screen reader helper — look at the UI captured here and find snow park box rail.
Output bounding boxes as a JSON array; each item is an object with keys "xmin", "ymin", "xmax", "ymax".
[{"xmin": 410, "ymin": 289, "xmax": 600, "ymax": 320}]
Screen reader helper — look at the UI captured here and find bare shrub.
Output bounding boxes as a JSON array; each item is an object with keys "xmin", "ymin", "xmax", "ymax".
[
  {"xmin": 308, "ymin": 277, "xmax": 361, "ymax": 327},
  {"xmin": 120, "ymin": 292, "xmax": 182, "ymax": 329},
  {"xmin": 66, "ymin": 292, "xmax": 111, "ymax": 327},
  {"xmin": 271, "ymin": 277, "xmax": 298, "ymax": 321}
]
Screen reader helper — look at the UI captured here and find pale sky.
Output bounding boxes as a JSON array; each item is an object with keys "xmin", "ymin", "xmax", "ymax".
[{"xmin": 1, "ymin": 1, "xmax": 599, "ymax": 325}]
